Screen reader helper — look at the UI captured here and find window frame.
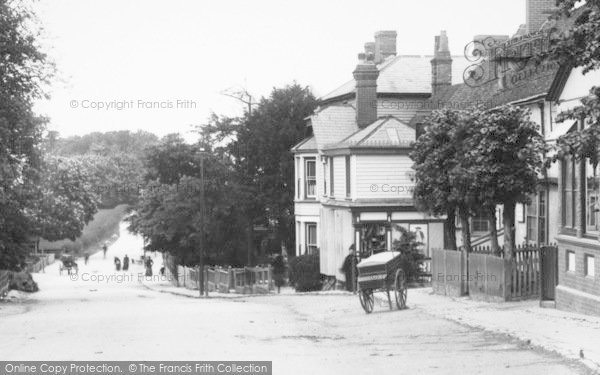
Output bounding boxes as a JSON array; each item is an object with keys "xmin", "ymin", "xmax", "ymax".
[
  {"xmin": 304, "ymin": 158, "xmax": 317, "ymax": 199},
  {"xmin": 585, "ymin": 254, "xmax": 595, "ymax": 278},
  {"xmin": 305, "ymin": 222, "xmax": 318, "ymax": 255},
  {"xmin": 566, "ymin": 250, "xmax": 576, "ymax": 273}
]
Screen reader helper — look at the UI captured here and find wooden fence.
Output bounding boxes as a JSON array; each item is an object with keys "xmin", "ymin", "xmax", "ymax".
[
  {"xmin": 432, "ymin": 249, "xmax": 468, "ymax": 297},
  {"xmin": 433, "ymin": 245, "xmax": 551, "ymax": 301},
  {"xmin": 0, "ymin": 270, "xmax": 10, "ymax": 298},
  {"xmin": 161, "ymin": 253, "xmax": 274, "ymax": 295},
  {"xmin": 25, "ymin": 254, "xmax": 55, "ymax": 273}
]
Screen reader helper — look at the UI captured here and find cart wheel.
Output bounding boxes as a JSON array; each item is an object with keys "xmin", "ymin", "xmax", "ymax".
[
  {"xmin": 359, "ymin": 289, "xmax": 374, "ymax": 314},
  {"xmin": 394, "ymin": 269, "xmax": 407, "ymax": 310}
]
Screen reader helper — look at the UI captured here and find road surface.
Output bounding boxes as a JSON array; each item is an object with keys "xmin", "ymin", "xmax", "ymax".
[{"xmin": 0, "ymin": 222, "xmax": 591, "ymax": 374}]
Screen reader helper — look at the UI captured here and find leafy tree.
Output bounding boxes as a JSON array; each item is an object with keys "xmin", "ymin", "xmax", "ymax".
[
  {"xmin": 466, "ymin": 106, "xmax": 545, "ymax": 257},
  {"xmin": 411, "ymin": 109, "xmax": 460, "ymax": 250},
  {"xmin": 0, "ymin": 1, "xmax": 53, "ymax": 269},
  {"xmin": 231, "ymin": 84, "xmax": 318, "ymax": 259},
  {"xmin": 30, "ymin": 156, "xmax": 98, "ymax": 242},
  {"xmin": 549, "ymin": 1, "xmax": 600, "ymax": 163}
]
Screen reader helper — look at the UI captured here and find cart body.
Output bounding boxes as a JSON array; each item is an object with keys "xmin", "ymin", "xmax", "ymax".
[{"xmin": 356, "ymin": 251, "xmax": 406, "ymax": 313}]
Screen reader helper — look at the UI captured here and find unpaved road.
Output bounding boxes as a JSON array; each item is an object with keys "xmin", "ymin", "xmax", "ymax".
[{"xmin": 0, "ymin": 224, "xmax": 591, "ymax": 375}]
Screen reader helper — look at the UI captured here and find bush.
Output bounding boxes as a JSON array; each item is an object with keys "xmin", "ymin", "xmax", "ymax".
[
  {"xmin": 392, "ymin": 226, "xmax": 426, "ymax": 282},
  {"xmin": 288, "ymin": 252, "xmax": 322, "ymax": 292}
]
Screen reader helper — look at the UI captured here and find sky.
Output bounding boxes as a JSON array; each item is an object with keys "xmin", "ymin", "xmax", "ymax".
[{"xmin": 32, "ymin": 0, "xmax": 526, "ymax": 142}]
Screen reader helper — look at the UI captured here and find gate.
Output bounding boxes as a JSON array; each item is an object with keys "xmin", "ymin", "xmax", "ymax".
[{"xmin": 540, "ymin": 246, "xmax": 558, "ymax": 300}]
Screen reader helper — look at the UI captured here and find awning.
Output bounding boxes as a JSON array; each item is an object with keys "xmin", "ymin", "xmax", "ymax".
[{"xmin": 547, "ymin": 119, "xmax": 577, "ymax": 142}]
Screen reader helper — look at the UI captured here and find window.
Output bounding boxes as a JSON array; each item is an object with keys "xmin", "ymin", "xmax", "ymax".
[
  {"xmin": 585, "ymin": 255, "xmax": 595, "ymax": 277},
  {"xmin": 323, "ymin": 162, "xmax": 327, "ymax": 197},
  {"xmin": 304, "ymin": 158, "xmax": 316, "ymax": 199},
  {"xmin": 562, "ymin": 156, "xmax": 576, "ymax": 228},
  {"xmin": 527, "ymin": 192, "xmax": 547, "ymax": 244},
  {"xmin": 306, "ymin": 223, "xmax": 317, "ymax": 254},
  {"xmin": 472, "ymin": 210, "xmax": 490, "ymax": 233},
  {"xmin": 329, "ymin": 158, "xmax": 335, "ymax": 197},
  {"xmin": 345, "ymin": 156, "xmax": 351, "ymax": 198},
  {"xmin": 567, "ymin": 251, "xmax": 576, "ymax": 272},
  {"xmin": 296, "ymin": 158, "xmax": 301, "ymax": 199},
  {"xmin": 586, "ymin": 161, "xmax": 599, "ymax": 233}
]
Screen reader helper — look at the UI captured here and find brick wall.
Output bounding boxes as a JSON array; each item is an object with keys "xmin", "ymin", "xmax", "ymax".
[{"xmin": 556, "ymin": 235, "xmax": 600, "ymax": 316}]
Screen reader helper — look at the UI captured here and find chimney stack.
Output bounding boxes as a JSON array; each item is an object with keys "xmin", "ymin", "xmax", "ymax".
[
  {"xmin": 374, "ymin": 31, "xmax": 397, "ymax": 64},
  {"xmin": 431, "ymin": 31, "xmax": 453, "ymax": 96},
  {"xmin": 353, "ymin": 55, "xmax": 379, "ymax": 128},
  {"xmin": 526, "ymin": 0, "xmax": 556, "ymax": 34}
]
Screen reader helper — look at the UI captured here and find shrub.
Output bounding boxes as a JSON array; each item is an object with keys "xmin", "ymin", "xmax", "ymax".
[
  {"xmin": 288, "ymin": 252, "xmax": 321, "ymax": 292},
  {"xmin": 392, "ymin": 226, "xmax": 426, "ymax": 282}
]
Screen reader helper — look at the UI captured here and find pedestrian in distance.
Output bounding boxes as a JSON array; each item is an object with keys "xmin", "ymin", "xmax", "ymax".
[
  {"xmin": 84, "ymin": 253, "xmax": 89, "ymax": 265},
  {"xmin": 145, "ymin": 257, "xmax": 153, "ymax": 277},
  {"xmin": 102, "ymin": 243, "xmax": 108, "ymax": 259},
  {"xmin": 122, "ymin": 255, "xmax": 130, "ymax": 271},
  {"xmin": 271, "ymin": 254, "xmax": 285, "ymax": 293},
  {"xmin": 114, "ymin": 256, "xmax": 121, "ymax": 271}
]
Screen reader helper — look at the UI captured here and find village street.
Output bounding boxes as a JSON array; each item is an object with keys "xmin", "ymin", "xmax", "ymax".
[{"xmin": 0, "ymin": 223, "xmax": 592, "ymax": 375}]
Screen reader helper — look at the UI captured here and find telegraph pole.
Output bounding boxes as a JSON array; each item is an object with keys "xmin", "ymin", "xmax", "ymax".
[{"xmin": 199, "ymin": 148, "xmax": 206, "ymax": 297}]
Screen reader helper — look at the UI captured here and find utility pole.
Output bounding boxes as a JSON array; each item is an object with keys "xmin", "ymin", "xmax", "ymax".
[{"xmin": 199, "ymin": 148, "xmax": 206, "ymax": 297}]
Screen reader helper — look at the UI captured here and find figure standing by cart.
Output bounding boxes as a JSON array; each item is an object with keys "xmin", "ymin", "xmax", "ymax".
[{"xmin": 341, "ymin": 244, "xmax": 358, "ymax": 292}]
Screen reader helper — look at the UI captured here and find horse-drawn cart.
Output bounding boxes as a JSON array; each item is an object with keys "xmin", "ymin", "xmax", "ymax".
[
  {"xmin": 357, "ymin": 251, "xmax": 407, "ymax": 313},
  {"xmin": 59, "ymin": 254, "xmax": 78, "ymax": 275}
]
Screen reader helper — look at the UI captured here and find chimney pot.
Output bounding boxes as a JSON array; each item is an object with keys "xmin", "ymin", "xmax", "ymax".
[{"xmin": 374, "ymin": 30, "xmax": 397, "ymax": 64}]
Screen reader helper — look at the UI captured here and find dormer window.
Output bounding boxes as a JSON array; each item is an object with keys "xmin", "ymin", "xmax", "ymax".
[{"xmin": 305, "ymin": 158, "xmax": 316, "ymax": 199}]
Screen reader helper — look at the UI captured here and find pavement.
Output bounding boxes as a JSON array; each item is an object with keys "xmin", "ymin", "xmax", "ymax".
[{"xmin": 0, "ymin": 221, "xmax": 598, "ymax": 374}]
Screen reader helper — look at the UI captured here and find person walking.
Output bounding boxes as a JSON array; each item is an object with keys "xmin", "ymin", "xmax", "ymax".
[
  {"xmin": 84, "ymin": 253, "xmax": 89, "ymax": 265},
  {"xmin": 145, "ymin": 257, "xmax": 153, "ymax": 277},
  {"xmin": 114, "ymin": 257, "xmax": 121, "ymax": 271},
  {"xmin": 122, "ymin": 255, "xmax": 130, "ymax": 271},
  {"xmin": 102, "ymin": 244, "xmax": 108, "ymax": 259}
]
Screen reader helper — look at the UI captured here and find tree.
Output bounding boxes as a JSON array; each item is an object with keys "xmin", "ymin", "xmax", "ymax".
[
  {"xmin": 0, "ymin": 1, "xmax": 54, "ymax": 269},
  {"xmin": 466, "ymin": 106, "xmax": 545, "ymax": 257},
  {"xmin": 411, "ymin": 109, "xmax": 461, "ymax": 250},
  {"xmin": 29, "ymin": 156, "xmax": 98, "ymax": 242},
  {"xmin": 232, "ymin": 84, "xmax": 318, "ymax": 258},
  {"xmin": 549, "ymin": 1, "xmax": 600, "ymax": 162}
]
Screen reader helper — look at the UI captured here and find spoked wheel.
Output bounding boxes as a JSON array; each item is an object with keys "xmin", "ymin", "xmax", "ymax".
[
  {"xmin": 359, "ymin": 289, "xmax": 374, "ymax": 314},
  {"xmin": 394, "ymin": 269, "xmax": 407, "ymax": 310}
]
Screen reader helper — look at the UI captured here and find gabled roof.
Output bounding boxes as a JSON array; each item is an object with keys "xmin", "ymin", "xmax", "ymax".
[
  {"xmin": 320, "ymin": 54, "xmax": 473, "ymax": 102},
  {"xmin": 291, "ymin": 136, "xmax": 317, "ymax": 153},
  {"xmin": 325, "ymin": 116, "xmax": 414, "ymax": 150},
  {"xmin": 309, "ymin": 104, "xmax": 359, "ymax": 149}
]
